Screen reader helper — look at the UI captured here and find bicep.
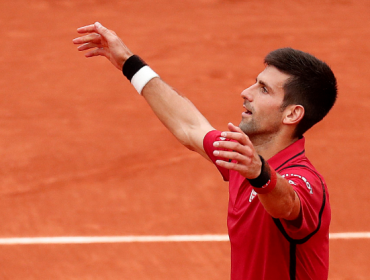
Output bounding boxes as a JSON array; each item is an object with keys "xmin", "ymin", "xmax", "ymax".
[{"xmin": 142, "ymin": 78, "xmax": 215, "ymax": 159}]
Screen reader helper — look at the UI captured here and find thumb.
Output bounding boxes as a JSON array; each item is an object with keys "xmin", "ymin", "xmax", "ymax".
[
  {"xmin": 228, "ymin": 122, "xmax": 242, "ymax": 133},
  {"xmin": 228, "ymin": 122, "xmax": 252, "ymax": 146}
]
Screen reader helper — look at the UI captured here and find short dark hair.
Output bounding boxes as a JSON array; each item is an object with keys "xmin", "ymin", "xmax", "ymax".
[{"xmin": 264, "ymin": 48, "xmax": 337, "ymax": 138}]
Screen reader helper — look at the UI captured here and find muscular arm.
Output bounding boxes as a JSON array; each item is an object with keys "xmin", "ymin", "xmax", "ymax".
[
  {"xmin": 141, "ymin": 78, "xmax": 214, "ymax": 158},
  {"xmin": 257, "ymin": 175, "xmax": 301, "ymax": 222},
  {"xmin": 73, "ymin": 22, "xmax": 214, "ymax": 159}
]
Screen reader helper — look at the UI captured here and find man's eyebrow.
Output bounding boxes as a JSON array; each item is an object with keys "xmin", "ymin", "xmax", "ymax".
[{"xmin": 256, "ymin": 78, "xmax": 273, "ymax": 92}]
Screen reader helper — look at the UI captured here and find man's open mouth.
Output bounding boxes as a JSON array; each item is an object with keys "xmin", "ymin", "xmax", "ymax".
[{"xmin": 243, "ymin": 105, "xmax": 252, "ymax": 114}]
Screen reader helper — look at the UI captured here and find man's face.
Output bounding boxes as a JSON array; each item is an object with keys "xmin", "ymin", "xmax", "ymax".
[{"xmin": 239, "ymin": 65, "xmax": 291, "ymax": 141}]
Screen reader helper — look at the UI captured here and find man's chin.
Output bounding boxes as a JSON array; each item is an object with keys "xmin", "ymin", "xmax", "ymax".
[{"xmin": 239, "ymin": 122, "xmax": 254, "ymax": 135}]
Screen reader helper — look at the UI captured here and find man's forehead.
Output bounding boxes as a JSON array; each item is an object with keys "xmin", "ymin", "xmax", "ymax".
[{"xmin": 257, "ymin": 65, "xmax": 291, "ymax": 89}]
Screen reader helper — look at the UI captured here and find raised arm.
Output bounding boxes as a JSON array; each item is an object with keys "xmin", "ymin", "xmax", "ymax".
[{"xmin": 73, "ymin": 22, "xmax": 214, "ymax": 159}]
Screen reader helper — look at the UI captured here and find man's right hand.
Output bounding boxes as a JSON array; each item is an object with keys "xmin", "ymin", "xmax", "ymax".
[{"xmin": 73, "ymin": 22, "xmax": 133, "ymax": 71}]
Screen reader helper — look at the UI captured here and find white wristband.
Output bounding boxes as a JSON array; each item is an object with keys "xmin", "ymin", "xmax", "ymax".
[{"xmin": 131, "ymin": 66, "xmax": 159, "ymax": 94}]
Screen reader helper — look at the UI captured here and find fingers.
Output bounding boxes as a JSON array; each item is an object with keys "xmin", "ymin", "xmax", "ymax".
[
  {"xmin": 73, "ymin": 32, "xmax": 102, "ymax": 45},
  {"xmin": 73, "ymin": 22, "xmax": 113, "ymax": 45},
  {"xmin": 93, "ymin": 22, "xmax": 117, "ymax": 42},
  {"xmin": 213, "ymin": 140, "xmax": 254, "ymax": 157},
  {"xmin": 77, "ymin": 42, "xmax": 99, "ymax": 52},
  {"xmin": 215, "ymin": 159, "xmax": 249, "ymax": 173},
  {"xmin": 228, "ymin": 122, "xmax": 241, "ymax": 132},
  {"xmin": 76, "ymin": 24, "xmax": 97, "ymax": 34},
  {"xmin": 212, "ymin": 122, "xmax": 261, "ymax": 177},
  {"xmin": 213, "ymin": 149, "xmax": 254, "ymax": 166},
  {"xmin": 84, "ymin": 47, "xmax": 108, "ymax": 58},
  {"xmin": 75, "ymin": 22, "xmax": 109, "ymax": 33},
  {"xmin": 213, "ymin": 144, "xmax": 261, "ymax": 179},
  {"xmin": 213, "ymin": 128, "xmax": 254, "ymax": 168},
  {"xmin": 215, "ymin": 122, "xmax": 252, "ymax": 148},
  {"xmin": 212, "ymin": 122, "xmax": 254, "ymax": 157}
]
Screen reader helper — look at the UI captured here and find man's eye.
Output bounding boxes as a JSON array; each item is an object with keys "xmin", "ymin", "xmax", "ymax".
[{"xmin": 261, "ymin": 87, "xmax": 268, "ymax": 93}]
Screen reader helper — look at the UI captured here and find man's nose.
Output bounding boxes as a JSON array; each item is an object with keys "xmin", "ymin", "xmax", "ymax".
[{"xmin": 241, "ymin": 85, "xmax": 254, "ymax": 102}]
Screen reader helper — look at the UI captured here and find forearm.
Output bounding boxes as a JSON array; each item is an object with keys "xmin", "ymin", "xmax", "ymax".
[{"xmin": 257, "ymin": 175, "xmax": 301, "ymax": 220}]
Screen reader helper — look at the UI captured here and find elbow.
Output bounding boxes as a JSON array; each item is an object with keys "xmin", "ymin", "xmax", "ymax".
[
  {"xmin": 176, "ymin": 131, "xmax": 193, "ymax": 150},
  {"xmin": 185, "ymin": 144, "xmax": 196, "ymax": 151},
  {"xmin": 267, "ymin": 192, "xmax": 299, "ymax": 220},
  {"xmin": 269, "ymin": 207, "xmax": 294, "ymax": 220}
]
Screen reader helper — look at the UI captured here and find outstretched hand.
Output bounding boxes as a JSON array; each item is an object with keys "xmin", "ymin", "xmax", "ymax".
[
  {"xmin": 72, "ymin": 22, "xmax": 133, "ymax": 70},
  {"xmin": 213, "ymin": 123, "xmax": 262, "ymax": 179}
]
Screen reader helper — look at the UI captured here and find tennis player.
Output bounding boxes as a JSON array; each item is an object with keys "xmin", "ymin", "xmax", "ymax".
[{"xmin": 73, "ymin": 22, "xmax": 337, "ymax": 280}]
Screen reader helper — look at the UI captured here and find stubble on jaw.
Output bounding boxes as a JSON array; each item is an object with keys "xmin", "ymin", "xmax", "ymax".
[
  {"xmin": 239, "ymin": 118, "xmax": 257, "ymax": 136},
  {"xmin": 238, "ymin": 116, "xmax": 282, "ymax": 148}
]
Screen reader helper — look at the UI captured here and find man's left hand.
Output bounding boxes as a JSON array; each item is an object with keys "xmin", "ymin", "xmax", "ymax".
[{"xmin": 213, "ymin": 123, "xmax": 262, "ymax": 179}]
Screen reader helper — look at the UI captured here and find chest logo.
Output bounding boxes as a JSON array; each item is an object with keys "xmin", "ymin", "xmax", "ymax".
[{"xmin": 249, "ymin": 189, "xmax": 257, "ymax": 202}]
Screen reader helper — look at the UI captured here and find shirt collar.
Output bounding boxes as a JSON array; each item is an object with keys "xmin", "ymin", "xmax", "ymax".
[{"xmin": 267, "ymin": 137, "xmax": 306, "ymax": 171}]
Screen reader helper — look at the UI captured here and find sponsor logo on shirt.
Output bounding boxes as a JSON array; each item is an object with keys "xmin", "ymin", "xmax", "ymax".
[
  {"xmin": 249, "ymin": 189, "xmax": 257, "ymax": 202},
  {"xmin": 281, "ymin": 173, "xmax": 313, "ymax": 194},
  {"xmin": 288, "ymin": 179, "xmax": 297, "ymax": 185}
]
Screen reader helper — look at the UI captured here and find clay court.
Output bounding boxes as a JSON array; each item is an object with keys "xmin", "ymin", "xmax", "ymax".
[{"xmin": 1, "ymin": 0, "xmax": 370, "ymax": 279}]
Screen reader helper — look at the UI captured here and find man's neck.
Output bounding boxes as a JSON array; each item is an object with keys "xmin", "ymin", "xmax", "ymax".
[{"xmin": 251, "ymin": 133, "xmax": 299, "ymax": 160}]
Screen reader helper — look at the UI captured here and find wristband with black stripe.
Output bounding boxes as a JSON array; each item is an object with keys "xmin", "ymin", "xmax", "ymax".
[
  {"xmin": 122, "ymin": 55, "xmax": 159, "ymax": 94},
  {"xmin": 248, "ymin": 155, "xmax": 277, "ymax": 194},
  {"xmin": 122, "ymin": 55, "xmax": 147, "ymax": 81}
]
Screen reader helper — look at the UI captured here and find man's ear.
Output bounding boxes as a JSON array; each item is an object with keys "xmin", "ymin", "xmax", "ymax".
[{"xmin": 283, "ymin": 105, "xmax": 305, "ymax": 125}]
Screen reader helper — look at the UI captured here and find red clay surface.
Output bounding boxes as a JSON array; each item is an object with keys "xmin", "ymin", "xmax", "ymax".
[{"xmin": 1, "ymin": 0, "xmax": 370, "ymax": 279}]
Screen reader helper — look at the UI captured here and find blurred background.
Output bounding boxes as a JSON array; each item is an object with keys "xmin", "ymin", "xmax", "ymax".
[{"xmin": 0, "ymin": 0, "xmax": 369, "ymax": 279}]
